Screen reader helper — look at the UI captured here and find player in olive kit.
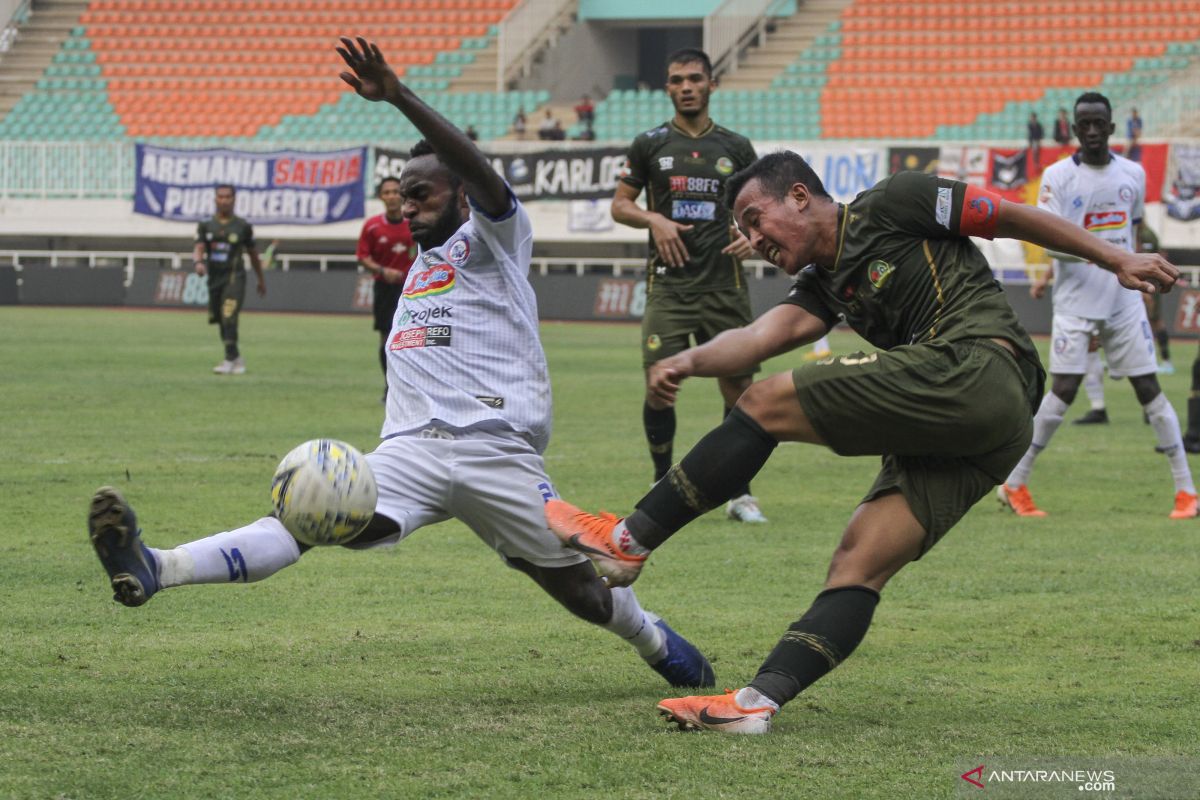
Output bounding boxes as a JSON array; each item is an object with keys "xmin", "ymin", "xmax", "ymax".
[
  {"xmin": 612, "ymin": 48, "xmax": 765, "ymax": 523},
  {"xmin": 193, "ymin": 184, "xmax": 266, "ymax": 375},
  {"xmin": 548, "ymin": 152, "xmax": 1179, "ymax": 733},
  {"xmin": 357, "ymin": 176, "xmax": 417, "ymax": 399}
]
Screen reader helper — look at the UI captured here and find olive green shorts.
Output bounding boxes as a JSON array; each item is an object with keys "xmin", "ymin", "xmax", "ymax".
[
  {"xmin": 641, "ymin": 287, "xmax": 756, "ymax": 373},
  {"xmin": 207, "ymin": 272, "xmax": 246, "ymax": 333},
  {"xmin": 792, "ymin": 338, "xmax": 1037, "ymax": 556}
]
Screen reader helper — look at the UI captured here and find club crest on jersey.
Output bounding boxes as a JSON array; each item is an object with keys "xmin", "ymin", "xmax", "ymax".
[
  {"xmin": 867, "ymin": 260, "xmax": 895, "ymax": 289},
  {"xmin": 1119, "ymin": 185, "xmax": 1134, "ymax": 203},
  {"xmin": 646, "ymin": 334, "xmax": 662, "ymax": 351},
  {"xmin": 715, "ymin": 156, "xmax": 734, "ymax": 175},
  {"xmin": 1084, "ymin": 210, "xmax": 1127, "ymax": 232},
  {"xmin": 404, "ymin": 264, "xmax": 456, "ymax": 299},
  {"xmin": 447, "ymin": 237, "xmax": 470, "ymax": 265},
  {"xmin": 228, "ymin": 233, "xmax": 239, "ymax": 243}
]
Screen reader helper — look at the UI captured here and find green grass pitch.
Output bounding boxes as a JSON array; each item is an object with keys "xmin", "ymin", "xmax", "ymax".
[{"xmin": 1, "ymin": 306, "xmax": 1196, "ymax": 799}]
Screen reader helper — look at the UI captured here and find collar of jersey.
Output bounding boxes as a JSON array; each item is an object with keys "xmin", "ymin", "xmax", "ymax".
[
  {"xmin": 668, "ymin": 118, "xmax": 715, "ymax": 138},
  {"xmin": 824, "ymin": 203, "xmax": 849, "ymax": 272}
]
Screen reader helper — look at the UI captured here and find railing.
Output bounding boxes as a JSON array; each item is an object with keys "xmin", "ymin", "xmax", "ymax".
[
  {"xmin": 496, "ymin": 0, "xmax": 576, "ymax": 90},
  {"xmin": 703, "ymin": 0, "xmax": 776, "ymax": 79},
  {"xmin": 1113, "ymin": 84, "xmax": 1200, "ymax": 139},
  {"xmin": 8, "ymin": 248, "xmax": 1181, "ymax": 285}
]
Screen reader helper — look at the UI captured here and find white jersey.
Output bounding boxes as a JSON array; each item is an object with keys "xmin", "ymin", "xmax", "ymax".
[
  {"xmin": 381, "ymin": 189, "xmax": 552, "ymax": 453},
  {"xmin": 1039, "ymin": 152, "xmax": 1145, "ymax": 319}
]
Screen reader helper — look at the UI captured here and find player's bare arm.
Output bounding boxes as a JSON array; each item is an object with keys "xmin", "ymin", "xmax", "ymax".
[
  {"xmin": 337, "ymin": 36, "xmax": 508, "ymax": 218},
  {"xmin": 1030, "ymin": 262, "xmax": 1053, "ymax": 300},
  {"xmin": 997, "ymin": 200, "xmax": 1178, "ymax": 293},
  {"xmin": 192, "ymin": 241, "xmax": 207, "ymax": 276},
  {"xmin": 647, "ymin": 304, "xmax": 825, "ymax": 407},
  {"xmin": 611, "ymin": 182, "xmax": 692, "ymax": 268},
  {"xmin": 247, "ymin": 245, "xmax": 267, "ymax": 296}
]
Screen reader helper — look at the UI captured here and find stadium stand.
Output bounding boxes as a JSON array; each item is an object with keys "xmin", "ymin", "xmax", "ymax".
[
  {"xmin": 1, "ymin": 0, "xmax": 1197, "ymax": 147},
  {"xmin": 0, "ymin": 0, "xmax": 525, "ymax": 142}
]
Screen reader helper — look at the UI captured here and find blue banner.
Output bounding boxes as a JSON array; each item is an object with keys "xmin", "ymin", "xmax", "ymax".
[{"xmin": 134, "ymin": 144, "xmax": 366, "ymax": 225}]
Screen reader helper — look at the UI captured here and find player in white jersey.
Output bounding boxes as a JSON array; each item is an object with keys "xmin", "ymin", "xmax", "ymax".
[
  {"xmin": 85, "ymin": 36, "xmax": 715, "ymax": 690},
  {"xmin": 999, "ymin": 92, "xmax": 1197, "ymax": 519}
]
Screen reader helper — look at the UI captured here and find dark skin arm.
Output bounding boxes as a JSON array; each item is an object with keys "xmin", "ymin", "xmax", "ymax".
[{"xmin": 336, "ymin": 37, "xmax": 509, "ymax": 218}]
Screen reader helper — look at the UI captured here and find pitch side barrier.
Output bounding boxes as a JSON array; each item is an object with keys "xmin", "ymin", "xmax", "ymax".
[{"xmin": 3, "ymin": 257, "xmax": 1200, "ymax": 338}]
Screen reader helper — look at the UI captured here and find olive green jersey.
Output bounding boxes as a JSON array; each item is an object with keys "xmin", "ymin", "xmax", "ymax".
[
  {"xmin": 196, "ymin": 215, "xmax": 255, "ymax": 279},
  {"xmin": 782, "ymin": 171, "xmax": 1043, "ymax": 389},
  {"xmin": 621, "ymin": 120, "xmax": 757, "ymax": 293}
]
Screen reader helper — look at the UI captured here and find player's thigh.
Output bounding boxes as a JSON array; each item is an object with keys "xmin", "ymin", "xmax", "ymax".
[
  {"xmin": 863, "ymin": 418, "xmax": 1031, "ymax": 558},
  {"xmin": 1048, "ymin": 313, "xmax": 1098, "ymax": 374},
  {"xmin": 206, "ymin": 278, "xmax": 224, "ymax": 324},
  {"xmin": 695, "ymin": 289, "xmax": 758, "ymax": 378},
  {"xmin": 347, "ymin": 437, "xmax": 453, "ymax": 550},
  {"xmin": 793, "ymin": 338, "xmax": 1033, "ymax": 458},
  {"xmin": 1099, "ymin": 302, "xmax": 1157, "ymax": 378},
  {"xmin": 641, "ymin": 291, "xmax": 700, "ymax": 366},
  {"xmin": 450, "ymin": 435, "xmax": 588, "ymax": 570}
]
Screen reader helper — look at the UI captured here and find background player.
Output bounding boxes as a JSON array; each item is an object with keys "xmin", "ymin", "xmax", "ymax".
[
  {"xmin": 88, "ymin": 36, "xmax": 714, "ymax": 692},
  {"xmin": 357, "ymin": 176, "xmax": 417, "ymax": 401},
  {"xmin": 998, "ymin": 92, "xmax": 1196, "ymax": 519},
  {"xmin": 193, "ymin": 184, "xmax": 266, "ymax": 375},
  {"xmin": 611, "ymin": 48, "xmax": 766, "ymax": 523},
  {"xmin": 544, "ymin": 153, "xmax": 1178, "ymax": 734}
]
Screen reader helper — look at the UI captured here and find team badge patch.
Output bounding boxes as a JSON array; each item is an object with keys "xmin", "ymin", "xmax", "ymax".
[
  {"xmin": 867, "ymin": 260, "xmax": 895, "ymax": 289},
  {"xmin": 404, "ymin": 264, "xmax": 456, "ymax": 299},
  {"xmin": 447, "ymin": 238, "xmax": 470, "ymax": 265},
  {"xmin": 715, "ymin": 156, "xmax": 734, "ymax": 175},
  {"xmin": 229, "ymin": 233, "xmax": 239, "ymax": 243},
  {"xmin": 646, "ymin": 334, "xmax": 662, "ymax": 351}
]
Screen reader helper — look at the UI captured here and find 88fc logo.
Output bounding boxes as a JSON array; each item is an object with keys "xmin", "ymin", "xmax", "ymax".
[{"xmin": 155, "ymin": 271, "xmax": 209, "ymax": 306}]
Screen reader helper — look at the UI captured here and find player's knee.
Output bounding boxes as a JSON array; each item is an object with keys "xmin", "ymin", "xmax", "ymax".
[{"xmin": 1129, "ymin": 374, "xmax": 1161, "ymax": 405}]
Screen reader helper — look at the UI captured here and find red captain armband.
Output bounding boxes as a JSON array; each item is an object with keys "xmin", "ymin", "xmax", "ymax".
[{"xmin": 960, "ymin": 184, "xmax": 1002, "ymax": 239}]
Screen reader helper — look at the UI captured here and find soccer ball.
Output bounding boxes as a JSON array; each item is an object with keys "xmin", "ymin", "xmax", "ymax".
[{"xmin": 270, "ymin": 439, "xmax": 377, "ymax": 546}]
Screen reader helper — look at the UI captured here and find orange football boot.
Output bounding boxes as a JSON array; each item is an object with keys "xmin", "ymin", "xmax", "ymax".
[
  {"xmin": 997, "ymin": 484, "xmax": 1047, "ymax": 517},
  {"xmin": 544, "ymin": 499, "xmax": 646, "ymax": 586},
  {"xmin": 1169, "ymin": 490, "xmax": 1198, "ymax": 519},
  {"xmin": 657, "ymin": 690, "xmax": 775, "ymax": 735}
]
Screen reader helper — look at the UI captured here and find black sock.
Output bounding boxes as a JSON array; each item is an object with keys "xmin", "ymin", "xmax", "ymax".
[
  {"xmin": 643, "ymin": 402, "xmax": 676, "ymax": 482},
  {"xmin": 750, "ymin": 585, "xmax": 881, "ymax": 707},
  {"xmin": 627, "ymin": 407, "xmax": 777, "ymax": 549},
  {"xmin": 224, "ymin": 341, "xmax": 239, "ymax": 361},
  {"xmin": 725, "ymin": 405, "xmax": 752, "ymax": 497},
  {"xmin": 378, "ymin": 341, "xmax": 387, "ymax": 376},
  {"xmin": 1187, "ymin": 397, "xmax": 1200, "ymax": 440},
  {"xmin": 1191, "ymin": 357, "xmax": 1200, "ymax": 393},
  {"xmin": 1156, "ymin": 330, "xmax": 1170, "ymax": 362}
]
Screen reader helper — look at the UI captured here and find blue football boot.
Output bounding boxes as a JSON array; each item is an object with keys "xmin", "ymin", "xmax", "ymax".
[
  {"xmin": 648, "ymin": 616, "xmax": 716, "ymax": 688},
  {"xmin": 88, "ymin": 487, "xmax": 160, "ymax": 607}
]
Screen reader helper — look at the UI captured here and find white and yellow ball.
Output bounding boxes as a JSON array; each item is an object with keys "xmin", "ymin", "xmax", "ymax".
[{"xmin": 270, "ymin": 439, "xmax": 377, "ymax": 546}]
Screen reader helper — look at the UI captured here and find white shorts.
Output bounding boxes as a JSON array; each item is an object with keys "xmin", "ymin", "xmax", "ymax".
[
  {"xmin": 358, "ymin": 426, "xmax": 586, "ymax": 569},
  {"xmin": 1050, "ymin": 303, "xmax": 1157, "ymax": 378}
]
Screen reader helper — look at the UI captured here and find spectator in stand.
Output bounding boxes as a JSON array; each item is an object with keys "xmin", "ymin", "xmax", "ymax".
[
  {"xmin": 1027, "ymin": 112, "xmax": 1044, "ymax": 169},
  {"xmin": 574, "ymin": 93, "xmax": 595, "ymax": 133},
  {"xmin": 512, "ymin": 107, "xmax": 527, "ymax": 139},
  {"xmin": 1053, "ymin": 108, "xmax": 1072, "ymax": 147},
  {"xmin": 1126, "ymin": 107, "xmax": 1144, "ymax": 162},
  {"xmin": 538, "ymin": 109, "xmax": 558, "ymax": 140}
]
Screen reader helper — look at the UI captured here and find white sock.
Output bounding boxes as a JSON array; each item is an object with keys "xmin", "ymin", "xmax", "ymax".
[
  {"xmin": 611, "ymin": 519, "xmax": 650, "ymax": 557},
  {"xmin": 812, "ymin": 336, "xmax": 831, "ymax": 353},
  {"xmin": 1084, "ymin": 352, "xmax": 1106, "ymax": 411},
  {"xmin": 152, "ymin": 516, "xmax": 301, "ymax": 587},
  {"xmin": 1006, "ymin": 392, "xmax": 1069, "ymax": 487},
  {"xmin": 735, "ymin": 687, "xmax": 779, "ymax": 712},
  {"xmin": 1144, "ymin": 393, "xmax": 1196, "ymax": 494},
  {"xmin": 604, "ymin": 587, "xmax": 666, "ymax": 660}
]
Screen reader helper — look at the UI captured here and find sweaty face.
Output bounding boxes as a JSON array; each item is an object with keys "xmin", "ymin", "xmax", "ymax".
[
  {"xmin": 399, "ymin": 155, "xmax": 464, "ymax": 249},
  {"xmin": 378, "ymin": 181, "xmax": 403, "ymax": 217},
  {"xmin": 732, "ymin": 178, "xmax": 811, "ymax": 275},
  {"xmin": 1073, "ymin": 101, "xmax": 1115, "ymax": 160},
  {"xmin": 665, "ymin": 60, "xmax": 712, "ymax": 118},
  {"xmin": 214, "ymin": 188, "xmax": 235, "ymax": 216}
]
